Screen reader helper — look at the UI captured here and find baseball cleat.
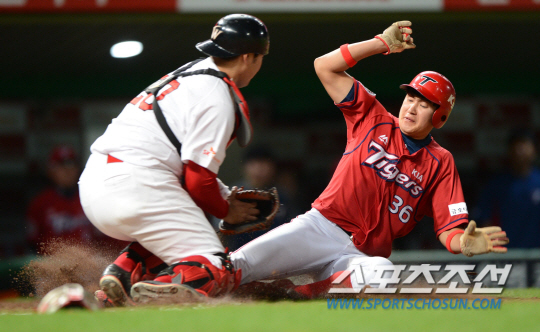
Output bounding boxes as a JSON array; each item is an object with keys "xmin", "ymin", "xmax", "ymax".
[
  {"xmin": 99, "ymin": 264, "xmax": 135, "ymax": 307},
  {"xmin": 130, "ymin": 280, "xmax": 204, "ymax": 303}
]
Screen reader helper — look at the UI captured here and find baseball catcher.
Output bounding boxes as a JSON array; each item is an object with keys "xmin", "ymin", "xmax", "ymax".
[{"xmin": 79, "ymin": 14, "xmax": 270, "ymax": 305}]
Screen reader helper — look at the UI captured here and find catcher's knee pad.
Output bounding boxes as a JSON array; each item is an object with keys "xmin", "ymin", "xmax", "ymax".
[
  {"xmin": 154, "ymin": 254, "xmax": 241, "ymax": 297},
  {"xmin": 116, "ymin": 242, "xmax": 168, "ymax": 280}
]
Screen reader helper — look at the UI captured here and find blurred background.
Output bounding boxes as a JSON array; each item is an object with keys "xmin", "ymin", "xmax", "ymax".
[{"xmin": 1, "ymin": 0, "xmax": 539, "ymax": 294}]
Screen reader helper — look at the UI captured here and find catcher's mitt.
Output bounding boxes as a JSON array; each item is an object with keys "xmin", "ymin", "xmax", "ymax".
[{"xmin": 219, "ymin": 187, "xmax": 279, "ymax": 235}]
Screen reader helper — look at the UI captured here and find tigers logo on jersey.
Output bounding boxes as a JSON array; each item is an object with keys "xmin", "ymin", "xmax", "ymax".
[{"xmin": 361, "ymin": 140, "xmax": 424, "ymax": 198}]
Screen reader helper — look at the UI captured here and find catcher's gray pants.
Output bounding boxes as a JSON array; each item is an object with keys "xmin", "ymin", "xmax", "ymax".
[{"xmin": 230, "ymin": 208, "xmax": 392, "ymax": 289}]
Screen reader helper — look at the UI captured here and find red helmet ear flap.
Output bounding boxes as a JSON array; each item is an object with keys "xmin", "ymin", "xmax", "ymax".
[
  {"xmin": 432, "ymin": 103, "xmax": 452, "ymax": 129},
  {"xmin": 400, "ymin": 71, "xmax": 456, "ymax": 129}
]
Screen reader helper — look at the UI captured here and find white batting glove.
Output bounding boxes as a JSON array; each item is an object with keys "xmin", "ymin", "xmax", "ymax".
[
  {"xmin": 460, "ymin": 220, "xmax": 509, "ymax": 257},
  {"xmin": 216, "ymin": 178, "xmax": 231, "ymax": 200},
  {"xmin": 375, "ymin": 21, "xmax": 416, "ymax": 55}
]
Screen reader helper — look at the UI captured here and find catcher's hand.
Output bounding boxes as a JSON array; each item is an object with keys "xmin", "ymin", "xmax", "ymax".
[
  {"xmin": 375, "ymin": 21, "xmax": 416, "ymax": 55},
  {"xmin": 219, "ymin": 187, "xmax": 280, "ymax": 235},
  {"xmin": 460, "ymin": 220, "xmax": 509, "ymax": 257}
]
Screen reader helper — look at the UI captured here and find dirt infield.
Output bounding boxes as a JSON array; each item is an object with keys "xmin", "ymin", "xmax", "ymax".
[
  {"xmin": 1, "ymin": 239, "xmax": 537, "ymax": 313},
  {"xmin": 19, "ymin": 239, "xmax": 119, "ymax": 298},
  {"xmin": 1, "ymin": 239, "xmax": 117, "ymax": 312}
]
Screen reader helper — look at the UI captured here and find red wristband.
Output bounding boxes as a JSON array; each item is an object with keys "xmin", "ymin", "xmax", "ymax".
[
  {"xmin": 445, "ymin": 229, "xmax": 465, "ymax": 254},
  {"xmin": 340, "ymin": 44, "xmax": 357, "ymax": 68}
]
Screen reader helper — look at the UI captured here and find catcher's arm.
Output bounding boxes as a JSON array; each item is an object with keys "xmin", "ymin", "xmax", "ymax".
[
  {"xmin": 439, "ymin": 221, "xmax": 509, "ymax": 257},
  {"xmin": 216, "ymin": 178, "xmax": 231, "ymax": 199}
]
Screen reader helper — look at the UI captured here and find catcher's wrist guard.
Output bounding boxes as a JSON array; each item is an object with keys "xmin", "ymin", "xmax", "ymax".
[{"xmin": 219, "ymin": 187, "xmax": 279, "ymax": 235}]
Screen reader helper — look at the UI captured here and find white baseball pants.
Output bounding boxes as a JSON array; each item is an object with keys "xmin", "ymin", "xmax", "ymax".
[
  {"xmin": 79, "ymin": 153, "xmax": 224, "ymax": 266},
  {"xmin": 231, "ymin": 208, "xmax": 392, "ymax": 288}
]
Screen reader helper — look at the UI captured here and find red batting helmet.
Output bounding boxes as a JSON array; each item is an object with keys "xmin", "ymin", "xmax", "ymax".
[
  {"xmin": 400, "ymin": 71, "xmax": 456, "ymax": 129},
  {"xmin": 49, "ymin": 145, "xmax": 78, "ymax": 165}
]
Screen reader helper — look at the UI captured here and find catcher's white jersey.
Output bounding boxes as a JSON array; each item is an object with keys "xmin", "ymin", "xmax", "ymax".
[
  {"xmin": 79, "ymin": 57, "xmax": 236, "ymax": 264},
  {"xmin": 90, "ymin": 57, "xmax": 236, "ymax": 176}
]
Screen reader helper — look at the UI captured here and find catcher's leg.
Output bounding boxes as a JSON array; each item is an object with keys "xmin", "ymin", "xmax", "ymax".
[
  {"xmin": 82, "ymin": 155, "xmax": 227, "ymax": 303},
  {"xmin": 130, "ymin": 253, "xmax": 241, "ymax": 303},
  {"xmin": 100, "ymin": 242, "xmax": 167, "ymax": 306}
]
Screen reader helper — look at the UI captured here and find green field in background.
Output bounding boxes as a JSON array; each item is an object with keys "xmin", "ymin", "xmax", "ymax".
[{"xmin": 1, "ymin": 289, "xmax": 539, "ymax": 332}]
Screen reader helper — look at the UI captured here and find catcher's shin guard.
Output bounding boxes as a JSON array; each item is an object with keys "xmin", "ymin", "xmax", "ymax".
[
  {"xmin": 130, "ymin": 254, "xmax": 241, "ymax": 303},
  {"xmin": 100, "ymin": 242, "xmax": 167, "ymax": 306}
]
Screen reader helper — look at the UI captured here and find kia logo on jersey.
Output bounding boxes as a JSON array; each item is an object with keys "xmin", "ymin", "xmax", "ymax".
[{"xmin": 361, "ymin": 140, "xmax": 424, "ymax": 198}]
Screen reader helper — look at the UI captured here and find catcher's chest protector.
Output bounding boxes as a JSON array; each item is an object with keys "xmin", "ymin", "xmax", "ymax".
[{"xmin": 145, "ymin": 59, "xmax": 252, "ymax": 155}]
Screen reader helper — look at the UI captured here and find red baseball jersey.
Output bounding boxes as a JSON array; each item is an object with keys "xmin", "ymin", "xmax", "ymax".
[
  {"xmin": 312, "ymin": 79, "xmax": 469, "ymax": 258},
  {"xmin": 27, "ymin": 188, "xmax": 118, "ymax": 252}
]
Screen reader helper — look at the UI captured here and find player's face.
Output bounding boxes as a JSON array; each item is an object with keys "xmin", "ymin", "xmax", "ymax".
[
  {"xmin": 509, "ymin": 139, "xmax": 537, "ymax": 170},
  {"xmin": 399, "ymin": 92, "xmax": 436, "ymax": 140},
  {"xmin": 48, "ymin": 162, "xmax": 80, "ymax": 189}
]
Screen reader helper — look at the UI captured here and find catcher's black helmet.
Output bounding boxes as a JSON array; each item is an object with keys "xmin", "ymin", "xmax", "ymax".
[{"xmin": 196, "ymin": 14, "xmax": 269, "ymax": 58}]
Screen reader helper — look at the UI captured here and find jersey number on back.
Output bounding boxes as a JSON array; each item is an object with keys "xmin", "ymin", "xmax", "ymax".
[{"xmin": 129, "ymin": 78, "xmax": 180, "ymax": 111}]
